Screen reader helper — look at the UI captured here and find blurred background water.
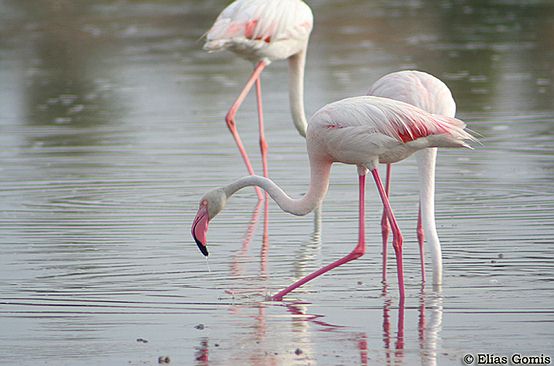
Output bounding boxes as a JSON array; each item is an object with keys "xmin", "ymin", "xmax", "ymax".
[{"xmin": 0, "ymin": 0, "xmax": 553, "ymax": 365}]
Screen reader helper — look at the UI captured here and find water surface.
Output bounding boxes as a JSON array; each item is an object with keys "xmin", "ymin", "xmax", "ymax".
[{"xmin": 1, "ymin": 0, "xmax": 553, "ymax": 365}]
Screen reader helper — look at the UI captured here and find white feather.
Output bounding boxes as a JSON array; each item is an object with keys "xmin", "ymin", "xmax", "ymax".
[{"xmin": 204, "ymin": 0, "xmax": 313, "ymax": 61}]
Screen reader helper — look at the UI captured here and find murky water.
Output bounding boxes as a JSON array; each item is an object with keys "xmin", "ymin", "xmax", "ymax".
[{"xmin": 1, "ymin": 1, "xmax": 553, "ymax": 365}]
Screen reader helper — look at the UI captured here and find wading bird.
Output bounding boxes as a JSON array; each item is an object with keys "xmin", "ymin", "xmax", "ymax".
[
  {"xmin": 204, "ymin": 0, "xmax": 313, "ymax": 198},
  {"xmin": 368, "ymin": 70, "xmax": 456, "ymax": 286},
  {"xmin": 191, "ymin": 96, "xmax": 474, "ymax": 301}
]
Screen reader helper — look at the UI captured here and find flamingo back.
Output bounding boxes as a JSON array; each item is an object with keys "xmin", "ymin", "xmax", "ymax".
[
  {"xmin": 368, "ymin": 70, "xmax": 456, "ymax": 118},
  {"xmin": 204, "ymin": 0, "xmax": 313, "ymax": 60}
]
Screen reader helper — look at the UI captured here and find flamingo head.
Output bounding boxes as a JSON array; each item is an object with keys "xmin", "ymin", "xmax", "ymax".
[{"xmin": 191, "ymin": 188, "xmax": 227, "ymax": 256}]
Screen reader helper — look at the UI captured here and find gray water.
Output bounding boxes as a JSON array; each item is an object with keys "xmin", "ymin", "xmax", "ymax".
[{"xmin": 1, "ymin": 1, "xmax": 553, "ymax": 365}]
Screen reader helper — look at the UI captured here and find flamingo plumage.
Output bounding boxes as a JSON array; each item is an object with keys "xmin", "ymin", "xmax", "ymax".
[
  {"xmin": 204, "ymin": 0, "xmax": 313, "ymax": 198},
  {"xmin": 368, "ymin": 70, "xmax": 456, "ymax": 286},
  {"xmin": 191, "ymin": 96, "xmax": 474, "ymax": 301}
]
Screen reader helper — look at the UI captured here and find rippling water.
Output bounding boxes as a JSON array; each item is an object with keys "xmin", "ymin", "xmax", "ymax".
[{"xmin": 1, "ymin": 0, "xmax": 553, "ymax": 365}]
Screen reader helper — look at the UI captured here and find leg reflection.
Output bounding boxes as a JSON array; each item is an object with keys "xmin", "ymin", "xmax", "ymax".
[
  {"xmin": 418, "ymin": 286, "xmax": 443, "ymax": 366},
  {"xmin": 194, "ymin": 337, "xmax": 209, "ymax": 365},
  {"xmin": 382, "ymin": 283, "xmax": 405, "ymax": 365},
  {"xmin": 230, "ymin": 200, "xmax": 264, "ymax": 278}
]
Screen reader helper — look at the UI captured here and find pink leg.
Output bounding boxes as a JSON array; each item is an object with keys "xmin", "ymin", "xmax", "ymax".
[
  {"xmin": 381, "ymin": 164, "xmax": 391, "ymax": 282},
  {"xmin": 371, "ymin": 168, "xmax": 405, "ymax": 300},
  {"xmin": 255, "ymin": 77, "xmax": 269, "ymax": 180},
  {"xmin": 417, "ymin": 205, "xmax": 426, "ymax": 283},
  {"xmin": 271, "ymin": 174, "xmax": 367, "ymax": 301},
  {"xmin": 225, "ymin": 60, "xmax": 268, "ymax": 200}
]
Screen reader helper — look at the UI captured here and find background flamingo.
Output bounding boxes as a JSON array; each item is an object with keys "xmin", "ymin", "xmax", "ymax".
[
  {"xmin": 368, "ymin": 70, "xmax": 456, "ymax": 286},
  {"xmin": 192, "ymin": 96, "xmax": 474, "ymax": 301},
  {"xmin": 204, "ymin": 0, "xmax": 313, "ymax": 198}
]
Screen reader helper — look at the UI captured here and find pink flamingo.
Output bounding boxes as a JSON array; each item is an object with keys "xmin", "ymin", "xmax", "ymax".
[
  {"xmin": 368, "ymin": 70, "xmax": 456, "ymax": 285},
  {"xmin": 204, "ymin": 0, "xmax": 313, "ymax": 198},
  {"xmin": 192, "ymin": 96, "xmax": 474, "ymax": 301}
]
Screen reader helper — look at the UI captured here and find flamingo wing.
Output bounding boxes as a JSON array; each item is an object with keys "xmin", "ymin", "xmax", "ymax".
[
  {"xmin": 310, "ymin": 96, "xmax": 474, "ymax": 161},
  {"xmin": 204, "ymin": 0, "xmax": 313, "ymax": 51}
]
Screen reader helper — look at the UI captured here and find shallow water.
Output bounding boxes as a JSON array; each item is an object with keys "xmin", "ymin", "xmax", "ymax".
[{"xmin": 1, "ymin": 0, "xmax": 553, "ymax": 365}]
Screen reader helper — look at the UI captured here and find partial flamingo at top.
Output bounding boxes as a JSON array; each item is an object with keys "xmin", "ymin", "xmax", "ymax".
[
  {"xmin": 203, "ymin": 0, "xmax": 314, "ymax": 197},
  {"xmin": 204, "ymin": 0, "xmax": 313, "ymax": 62}
]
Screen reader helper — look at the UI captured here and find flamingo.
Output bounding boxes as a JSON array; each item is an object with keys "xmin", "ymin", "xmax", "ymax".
[
  {"xmin": 204, "ymin": 0, "xmax": 313, "ymax": 198},
  {"xmin": 368, "ymin": 70, "xmax": 456, "ymax": 286},
  {"xmin": 191, "ymin": 96, "xmax": 474, "ymax": 301}
]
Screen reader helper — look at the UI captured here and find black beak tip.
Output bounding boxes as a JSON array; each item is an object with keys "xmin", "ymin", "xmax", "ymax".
[{"xmin": 194, "ymin": 236, "xmax": 209, "ymax": 257}]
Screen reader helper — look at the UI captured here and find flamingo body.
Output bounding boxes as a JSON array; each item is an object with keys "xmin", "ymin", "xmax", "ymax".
[
  {"xmin": 192, "ymin": 96, "xmax": 474, "ymax": 301},
  {"xmin": 204, "ymin": 0, "xmax": 313, "ymax": 62},
  {"xmin": 308, "ymin": 96, "xmax": 468, "ymax": 167}
]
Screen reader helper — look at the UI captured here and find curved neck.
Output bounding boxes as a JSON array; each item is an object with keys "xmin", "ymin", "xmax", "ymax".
[
  {"xmin": 288, "ymin": 46, "xmax": 308, "ymax": 138},
  {"xmin": 224, "ymin": 157, "xmax": 331, "ymax": 216}
]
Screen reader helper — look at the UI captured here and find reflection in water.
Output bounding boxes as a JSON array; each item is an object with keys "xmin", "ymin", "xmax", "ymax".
[
  {"xmin": 230, "ymin": 200, "xmax": 265, "ymax": 279},
  {"xmin": 212, "ymin": 288, "xmax": 445, "ymax": 366},
  {"xmin": 195, "ymin": 338, "xmax": 209, "ymax": 365},
  {"xmin": 382, "ymin": 284, "xmax": 405, "ymax": 365},
  {"xmin": 228, "ymin": 201, "xmax": 322, "ymax": 298},
  {"xmin": 293, "ymin": 206, "xmax": 323, "ymax": 283},
  {"xmin": 225, "ymin": 212, "xmax": 445, "ymax": 366},
  {"xmin": 418, "ymin": 288, "xmax": 443, "ymax": 366}
]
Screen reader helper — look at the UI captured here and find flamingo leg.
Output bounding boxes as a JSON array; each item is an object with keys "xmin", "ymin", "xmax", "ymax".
[
  {"xmin": 417, "ymin": 205, "xmax": 426, "ymax": 282},
  {"xmin": 225, "ymin": 60, "xmax": 268, "ymax": 200},
  {"xmin": 271, "ymin": 174, "xmax": 367, "ymax": 301},
  {"xmin": 371, "ymin": 168, "xmax": 405, "ymax": 300},
  {"xmin": 255, "ymin": 77, "xmax": 269, "ymax": 180},
  {"xmin": 381, "ymin": 163, "xmax": 392, "ymax": 282}
]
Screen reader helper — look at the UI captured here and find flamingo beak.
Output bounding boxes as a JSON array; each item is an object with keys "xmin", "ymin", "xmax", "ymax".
[{"xmin": 191, "ymin": 205, "xmax": 209, "ymax": 256}]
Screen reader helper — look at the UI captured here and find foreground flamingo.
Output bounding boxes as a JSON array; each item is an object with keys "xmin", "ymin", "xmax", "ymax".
[
  {"xmin": 204, "ymin": 0, "xmax": 313, "ymax": 197},
  {"xmin": 192, "ymin": 96, "xmax": 474, "ymax": 300},
  {"xmin": 368, "ymin": 70, "xmax": 456, "ymax": 285}
]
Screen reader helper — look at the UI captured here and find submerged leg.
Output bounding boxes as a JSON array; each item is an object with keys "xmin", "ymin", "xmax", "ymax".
[
  {"xmin": 371, "ymin": 167, "xmax": 405, "ymax": 300},
  {"xmin": 271, "ymin": 173, "xmax": 367, "ymax": 301},
  {"xmin": 225, "ymin": 60, "xmax": 269, "ymax": 200},
  {"xmin": 381, "ymin": 164, "xmax": 392, "ymax": 282}
]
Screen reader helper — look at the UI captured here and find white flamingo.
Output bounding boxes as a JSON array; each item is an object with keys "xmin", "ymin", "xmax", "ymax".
[
  {"xmin": 368, "ymin": 70, "xmax": 457, "ymax": 286},
  {"xmin": 204, "ymin": 0, "xmax": 313, "ymax": 198},
  {"xmin": 191, "ymin": 96, "xmax": 474, "ymax": 301}
]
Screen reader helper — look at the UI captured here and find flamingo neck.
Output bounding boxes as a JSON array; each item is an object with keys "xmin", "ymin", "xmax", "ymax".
[
  {"xmin": 288, "ymin": 46, "xmax": 308, "ymax": 138},
  {"xmin": 415, "ymin": 148, "xmax": 442, "ymax": 285},
  {"xmin": 223, "ymin": 157, "xmax": 331, "ymax": 216}
]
